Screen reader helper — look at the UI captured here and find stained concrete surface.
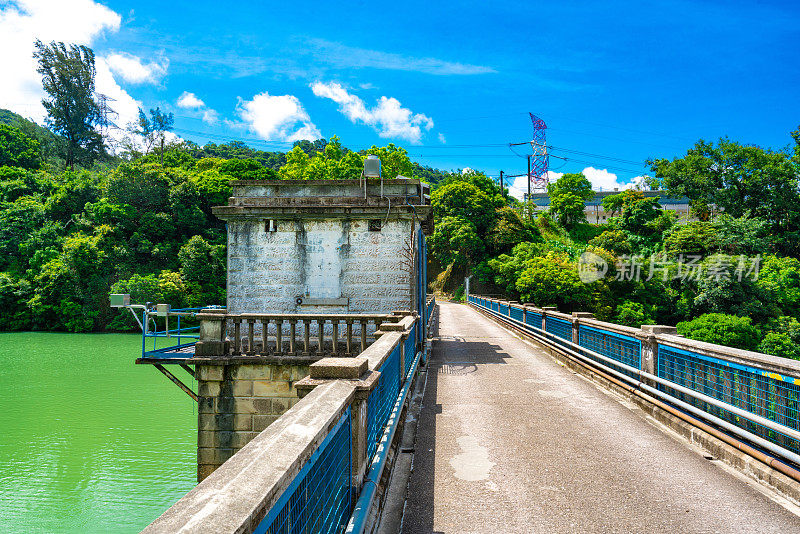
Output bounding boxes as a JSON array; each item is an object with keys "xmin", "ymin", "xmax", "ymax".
[{"xmin": 401, "ymin": 301, "xmax": 800, "ymax": 533}]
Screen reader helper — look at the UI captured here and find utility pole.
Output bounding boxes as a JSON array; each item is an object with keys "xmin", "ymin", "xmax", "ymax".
[
  {"xmin": 499, "ymin": 170, "xmax": 504, "ymax": 198},
  {"xmin": 527, "ymin": 155, "xmax": 532, "ymax": 219}
]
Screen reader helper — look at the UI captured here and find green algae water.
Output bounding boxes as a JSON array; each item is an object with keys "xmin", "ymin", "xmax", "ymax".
[{"xmin": 0, "ymin": 333, "xmax": 196, "ymax": 533}]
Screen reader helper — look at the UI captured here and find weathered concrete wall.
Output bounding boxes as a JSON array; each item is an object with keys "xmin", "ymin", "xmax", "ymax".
[
  {"xmin": 196, "ymin": 362, "xmax": 309, "ymax": 481},
  {"xmin": 227, "ymin": 218, "xmax": 414, "ymax": 315}
]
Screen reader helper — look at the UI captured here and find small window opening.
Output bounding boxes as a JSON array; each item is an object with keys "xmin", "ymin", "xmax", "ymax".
[{"xmin": 368, "ymin": 219, "xmax": 382, "ymax": 232}]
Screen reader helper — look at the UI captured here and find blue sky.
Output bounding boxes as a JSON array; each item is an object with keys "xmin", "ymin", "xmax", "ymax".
[{"xmin": 2, "ymin": 0, "xmax": 799, "ymax": 195}]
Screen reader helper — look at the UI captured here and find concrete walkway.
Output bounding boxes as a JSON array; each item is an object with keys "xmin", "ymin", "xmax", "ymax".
[{"xmin": 401, "ymin": 302, "xmax": 800, "ymax": 533}]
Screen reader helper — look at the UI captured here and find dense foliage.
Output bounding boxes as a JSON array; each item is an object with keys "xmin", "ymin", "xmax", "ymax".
[
  {"xmin": 4, "ymin": 39, "xmax": 800, "ymax": 362},
  {"xmin": 427, "ymin": 128, "xmax": 800, "ymax": 360},
  {"xmin": 0, "ymin": 103, "xmax": 440, "ymax": 332}
]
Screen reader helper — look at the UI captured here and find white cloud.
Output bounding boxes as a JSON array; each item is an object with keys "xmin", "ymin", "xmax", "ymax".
[
  {"xmin": 438, "ymin": 133, "xmax": 447, "ymax": 144},
  {"xmin": 0, "ymin": 0, "xmax": 122, "ymax": 122},
  {"xmin": 177, "ymin": 91, "xmax": 205, "ymax": 109},
  {"xmin": 202, "ymin": 109, "xmax": 219, "ymax": 125},
  {"xmin": 305, "ymin": 39, "xmax": 496, "ymax": 76},
  {"xmin": 581, "ymin": 167, "xmax": 638, "ymax": 192},
  {"xmin": 235, "ymin": 91, "xmax": 320, "ymax": 142},
  {"xmin": 506, "ymin": 167, "xmax": 643, "ymax": 201},
  {"xmin": 177, "ymin": 91, "xmax": 219, "ymax": 124},
  {"xmin": 94, "ymin": 56, "xmax": 143, "ymax": 139},
  {"xmin": 104, "ymin": 51, "xmax": 168, "ymax": 84},
  {"xmin": 311, "ymin": 81, "xmax": 433, "ymax": 144}
]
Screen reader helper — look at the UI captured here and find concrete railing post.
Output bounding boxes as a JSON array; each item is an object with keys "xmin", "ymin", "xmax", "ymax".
[
  {"xmin": 541, "ymin": 306, "xmax": 557, "ymax": 331},
  {"xmin": 572, "ymin": 312, "xmax": 594, "ymax": 345},
  {"xmin": 296, "ymin": 357, "xmax": 379, "ymax": 491},
  {"xmin": 638, "ymin": 325, "xmax": 678, "ymax": 378},
  {"xmin": 195, "ymin": 310, "xmax": 229, "ymax": 357}
]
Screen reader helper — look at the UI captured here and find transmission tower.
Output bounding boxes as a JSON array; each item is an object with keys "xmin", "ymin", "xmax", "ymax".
[
  {"xmin": 96, "ymin": 93, "xmax": 119, "ymax": 138},
  {"xmin": 528, "ymin": 113, "xmax": 549, "ymax": 193}
]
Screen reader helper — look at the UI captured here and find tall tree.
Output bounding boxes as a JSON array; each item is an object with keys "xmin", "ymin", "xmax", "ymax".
[
  {"xmin": 546, "ymin": 172, "xmax": 594, "ymax": 228},
  {"xmin": 129, "ymin": 107, "xmax": 174, "ymax": 165},
  {"xmin": 33, "ymin": 40, "xmax": 103, "ymax": 169}
]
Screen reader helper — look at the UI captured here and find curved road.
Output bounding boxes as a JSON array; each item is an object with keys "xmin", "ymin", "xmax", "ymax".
[{"xmin": 401, "ymin": 301, "xmax": 800, "ymax": 533}]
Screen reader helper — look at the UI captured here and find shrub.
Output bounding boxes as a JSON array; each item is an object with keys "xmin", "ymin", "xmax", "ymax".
[{"xmin": 676, "ymin": 313, "xmax": 761, "ymax": 351}]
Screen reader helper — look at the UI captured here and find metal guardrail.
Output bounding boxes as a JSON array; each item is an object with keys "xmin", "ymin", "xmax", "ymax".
[
  {"xmin": 254, "ymin": 406, "xmax": 353, "ymax": 534},
  {"xmin": 254, "ymin": 298, "xmax": 436, "ymax": 534},
  {"xmin": 468, "ymin": 295, "xmax": 800, "ymax": 466},
  {"xmin": 141, "ymin": 306, "xmax": 224, "ymax": 359},
  {"xmin": 366, "ymin": 339, "xmax": 402, "ymax": 460}
]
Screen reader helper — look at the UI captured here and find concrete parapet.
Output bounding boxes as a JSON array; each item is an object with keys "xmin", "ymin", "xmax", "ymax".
[{"xmin": 142, "ymin": 381, "xmax": 356, "ymax": 534}]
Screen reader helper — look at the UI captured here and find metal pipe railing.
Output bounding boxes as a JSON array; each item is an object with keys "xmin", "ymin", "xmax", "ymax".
[{"xmin": 470, "ymin": 297, "xmax": 800, "ymax": 465}]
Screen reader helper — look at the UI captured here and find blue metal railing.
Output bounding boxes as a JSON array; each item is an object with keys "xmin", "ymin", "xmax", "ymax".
[
  {"xmin": 657, "ymin": 345, "xmax": 800, "ymax": 456},
  {"xmin": 141, "ymin": 306, "xmax": 224, "ymax": 359},
  {"xmin": 404, "ymin": 323, "xmax": 417, "ymax": 379},
  {"xmin": 525, "ymin": 311, "xmax": 543, "ymax": 330},
  {"xmin": 366, "ymin": 340, "xmax": 402, "ymax": 460},
  {"xmin": 468, "ymin": 294, "xmax": 800, "ymax": 465},
  {"xmin": 545, "ymin": 316, "xmax": 572, "ymax": 342},
  {"xmin": 254, "ymin": 407, "xmax": 352, "ymax": 534},
  {"xmin": 578, "ymin": 325, "xmax": 641, "ymax": 378}
]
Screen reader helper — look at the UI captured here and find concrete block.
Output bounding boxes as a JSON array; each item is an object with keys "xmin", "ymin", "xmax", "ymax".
[
  {"xmin": 197, "ymin": 447, "xmax": 216, "ymax": 464},
  {"xmin": 232, "ymin": 365, "xmax": 271, "ymax": 381},
  {"xmin": 197, "ymin": 464, "xmax": 216, "ymax": 482},
  {"xmin": 233, "ymin": 414, "xmax": 253, "ymax": 431},
  {"xmin": 310, "ymin": 357, "xmax": 368, "ymax": 379},
  {"xmin": 198, "ymin": 431, "xmax": 214, "ymax": 448},
  {"xmin": 198, "ymin": 413, "xmax": 217, "ymax": 431},
  {"xmin": 271, "ymin": 365, "xmax": 292, "ymax": 381},
  {"xmin": 270, "ymin": 397, "xmax": 289, "ymax": 414},
  {"xmin": 292, "ymin": 366, "xmax": 310, "ymax": 381},
  {"xmin": 230, "ymin": 432, "xmax": 260, "ymax": 449},
  {"xmin": 198, "ymin": 396, "xmax": 215, "ymax": 414},
  {"xmin": 641, "ymin": 325, "xmax": 678, "ymax": 335},
  {"xmin": 231, "ymin": 380, "xmax": 253, "ymax": 397},
  {"xmin": 253, "ymin": 415, "xmax": 280, "ymax": 432},
  {"xmin": 198, "ymin": 381, "xmax": 220, "ymax": 397},
  {"xmin": 197, "ymin": 365, "xmax": 224, "ymax": 382},
  {"xmin": 252, "ymin": 398, "xmax": 272, "ymax": 413},
  {"xmin": 253, "ymin": 379, "xmax": 295, "ymax": 397},
  {"xmin": 232, "ymin": 398, "xmax": 258, "ymax": 414}
]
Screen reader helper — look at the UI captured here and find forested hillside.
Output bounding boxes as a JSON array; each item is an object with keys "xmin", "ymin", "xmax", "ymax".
[
  {"xmin": 3, "ymin": 37, "xmax": 800, "ymax": 360},
  {"xmin": 426, "ymin": 128, "xmax": 800, "ymax": 359},
  {"xmin": 0, "ymin": 105, "xmax": 453, "ymax": 331}
]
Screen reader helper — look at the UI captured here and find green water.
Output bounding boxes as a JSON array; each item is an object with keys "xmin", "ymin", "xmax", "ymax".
[{"xmin": 0, "ymin": 333, "xmax": 197, "ymax": 533}]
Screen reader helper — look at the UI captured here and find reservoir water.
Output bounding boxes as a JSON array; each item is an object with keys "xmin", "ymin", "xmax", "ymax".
[{"xmin": 0, "ymin": 333, "xmax": 196, "ymax": 533}]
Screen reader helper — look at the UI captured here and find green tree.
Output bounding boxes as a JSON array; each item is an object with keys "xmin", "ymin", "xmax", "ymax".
[
  {"xmin": 756, "ymin": 255, "xmax": 800, "ymax": 317},
  {"xmin": 615, "ymin": 300, "xmax": 653, "ymax": 327},
  {"xmin": 677, "ymin": 313, "xmax": 761, "ymax": 351},
  {"xmin": 0, "ymin": 124, "xmax": 41, "ymax": 169},
  {"xmin": 128, "ymin": 107, "xmax": 175, "ymax": 166},
  {"xmin": 649, "ymin": 137, "xmax": 800, "ymax": 249},
  {"xmin": 758, "ymin": 333, "xmax": 800, "ymax": 360},
  {"xmin": 364, "ymin": 143, "xmax": 413, "ymax": 179},
  {"xmin": 547, "ymin": 173, "xmax": 593, "ymax": 228},
  {"xmin": 218, "ymin": 158, "xmax": 277, "ymax": 180},
  {"xmin": 431, "ymin": 180, "xmax": 501, "ymax": 234},
  {"xmin": 429, "ymin": 216, "xmax": 484, "ymax": 273},
  {"xmin": 33, "ymin": 40, "xmax": 103, "ymax": 169},
  {"xmin": 589, "ymin": 229, "xmax": 632, "ymax": 254},
  {"xmin": 664, "ymin": 222, "xmax": 718, "ymax": 257},
  {"xmin": 516, "ymin": 253, "xmax": 590, "ymax": 311}
]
